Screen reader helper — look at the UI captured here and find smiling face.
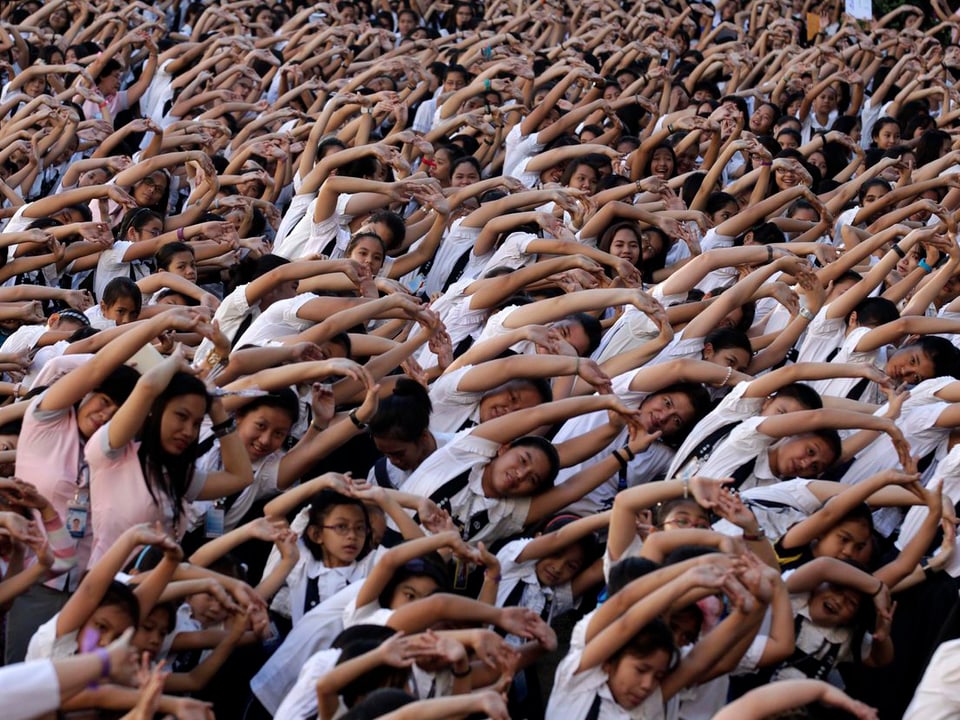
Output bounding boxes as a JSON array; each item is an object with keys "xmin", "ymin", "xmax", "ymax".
[
  {"xmin": 771, "ymin": 434, "xmax": 838, "ymax": 478},
  {"xmin": 808, "ymin": 583, "xmax": 862, "ymax": 628},
  {"xmin": 649, "ymin": 148, "xmax": 675, "ymax": 179},
  {"xmin": 478, "ymin": 382, "xmax": 543, "ymax": 423},
  {"xmin": 638, "ymin": 391, "xmax": 696, "ymax": 437},
  {"xmin": 159, "ymin": 394, "xmax": 207, "ymax": 455},
  {"xmin": 609, "ymin": 228, "xmax": 641, "ymax": 265},
  {"xmin": 875, "ymin": 122, "xmax": 901, "ymax": 149},
  {"xmin": 603, "ymin": 649, "xmax": 672, "ymax": 709},
  {"xmin": 567, "ymin": 163, "xmax": 598, "ymax": 193},
  {"xmin": 535, "ymin": 543, "xmax": 586, "ymax": 587},
  {"xmin": 450, "ymin": 161, "xmax": 480, "ymax": 188},
  {"xmin": 750, "ymin": 104, "xmax": 776, "ymax": 134},
  {"xmin": 237, "ymin": 406, "xmax": 293, "ymax": 461},
  {"xmin": 133, "ymin": 172, "xmax": 168, "ymax": 208},
  {"xmin": 486, "ymin": 444, "xmax": 553, "ymax": 498},
  {"xmin": 77, "ymin": 392, "xmax": 120, "ymax": 439},
  {"xmin": 885, "ymin": 345, "xmax": 935, "ymax": 386}
]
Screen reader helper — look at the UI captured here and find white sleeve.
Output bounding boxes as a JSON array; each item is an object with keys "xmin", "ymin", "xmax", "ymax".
[{"xmin": 0, "ymin": 659, "xmax": 60, "ymax": 720}]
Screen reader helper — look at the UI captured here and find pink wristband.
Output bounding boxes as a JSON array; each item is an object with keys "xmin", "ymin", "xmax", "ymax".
[{"xmin": 177, "ymin": 226, "xmax": 185, "ymax": 242}]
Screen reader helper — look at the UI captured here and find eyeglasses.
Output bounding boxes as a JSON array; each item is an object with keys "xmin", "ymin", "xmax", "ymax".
[{"xmin": 322, "ymin": 523, "xmax": 369, "ymax": 537}]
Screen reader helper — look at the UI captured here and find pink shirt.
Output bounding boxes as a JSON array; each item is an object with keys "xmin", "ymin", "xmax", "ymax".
[
  {"xmin": 85, "ymin": 423, "xmax": 206, "ymax": 565},
  {"xmin": 15, "ymin": 397, "xmax": 88, "ymax": 591}
]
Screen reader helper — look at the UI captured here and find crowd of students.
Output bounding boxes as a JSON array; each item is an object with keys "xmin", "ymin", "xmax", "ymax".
[{"xmin": 3, "ymin": 0, "xmax": 960, "ymax": 717}]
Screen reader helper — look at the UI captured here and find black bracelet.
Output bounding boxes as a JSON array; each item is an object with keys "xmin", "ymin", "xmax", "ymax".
[
  {"xmin": 612, "ymin": 449, "xmax": 628, "ymax": 470},
  {"xmin": 622, "ymin": 445, "xmax": 636, "ymax": 461},
  {"xmin": 349, "ymin": 409, "xmax": 367, "ymax": 430},
  {"xmin": 451, "ymin": 664, "xmax": 472, "ymax": 678},
  {"xmin": 892, "ymin": 244, "xmax": 906, "ymax": 259},
  {"xmin": 921, "ymin": 557, "xmax": 940, "ymax": 579},
  {"xmin": 212, "ymin": 418, "xmax": 237, "ymax": 438}
]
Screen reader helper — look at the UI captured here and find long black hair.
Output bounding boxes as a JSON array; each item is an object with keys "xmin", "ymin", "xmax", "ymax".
[{"xmin": 137, "ymin": 372, "xmax": 210, "ymax": 525}]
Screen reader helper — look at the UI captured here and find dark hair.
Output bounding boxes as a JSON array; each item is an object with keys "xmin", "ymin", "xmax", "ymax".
[
  {"xmin": 345, "ymin": 231, "xmax": 386, "ymax": 260},
  {"xmin": 116, "ymin": 207, "xmax": 164, "ymax": 242},
  {"xmin": 235, "ymin": 387, "xmax": 300, "ymax": 425},
  {"xmin": 857, "ymin": 178, "xmax": 892, "ymax": 206},
  {"xmin": 705, "ymin": 327, "xmax": 753, "ymax": 358},
  {"xmin": 340, "ymin": 688, "xmax": 415, "ymax": 719},
  {"xmin": 643, "ymin": 143, "xmax": 677, "ymax": 178},
  {"xmin": 568, "ymin": 312, "xmax": 603, "ymax": 355},
  {"xmin": 487, "ymin": 377, "xmax": 553, "ymax": 408},
  {"xmin": 303, "ymin": 490, "xmax": 371, "ymax": 561},
  {"xmin": 898, "ymin": 336, "xmax": 960, "ymax": 380},
  {"xmin": 772, "ymin": 382, "xmax": 823, "ymax": 410},
  {"xmin": 101, "ymin": 277, "xmax": 143, "ymax": 315},
  {"xmin": 92, "ymin": 364, "xmax": 141, "ymax": 408},
  {"xmin": 915, "ymin": 128, "xmax": 953, "ymax": 168},
  {"xmin": 849, "ymin": 297, "xmax": 898, "ymax": 327},
  {"xmin": 641, "ymin": 382, "xmax": 712, "ymax": 447},
  {"xmin": 137, "ymin": 372, "xmax": 210, "ymax": 524},
  {"xmin": 796, "ymin": 429, "xmax": 843, "ymax": 470},
  {"xmin": 155, "ymin": 242, "xmax": 195, "ymax": 271},
  {"xmin": 368, "ymin": 379, "xmax": 431, "ymax": 442},
  {"xmin": 378, "ymin": 554, "xmax": 450, "ymax": 608},
  {"xmin": 450, "ymin": 154, "xmax": 482, "ymax": 178},
  {"xmin": 100, "ymin": 579, "xmax": 140, "ymax": 629},
  {"xmin": 870, "ymin": 116, "xmax": 900, "ymax": 144},
  {"xmin": 612, "ymin": 618, "xmax": 676, "ymax": 665},
  {"xmin": 367, "ymin": 210, "xmax": 406, "ymax": 250},
  {"xmin": 337, "ymin": 638, "xmax": 410, "ymax": 707},
  {"xmin": 508, "ymin": 435, "xmax": 561, "ymax": 490},
  {"xmin": 608, "ymin": 557, "xmax": 661, "ymax": 595},
  {"xmin": 560, "ymin": 156, "xmax": 602, "ymax": 187},
  {"xmin": 705, "ymin": 192, "xmax": 738, "ymax": 218},
  {"xmin": 655, "ymin": 497, "xmax": 708, "ymax": 527}
]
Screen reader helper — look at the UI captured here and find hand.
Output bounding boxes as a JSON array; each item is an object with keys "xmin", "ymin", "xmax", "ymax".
[
  {"xmin": 418, "ymin": 497, "xmax": 456, "ymax": 534},
  {"xmin": 688, "ymin": 476, "xmax": 733, "ymax": 509},
  {"xmin": 712, "ymin": 490, "xmax": 761, "ymax": 533},
  {"xmin": 497, "ymin": 606, "xmax": 543, "ymax": 639},
  {"xmin": 576, "ymin": 358, "xmax": 612, "ymax": 394},
  {"xmin": 245, "ymin": 517, "xmax": 287, "ymax": 543},
  {"xmin": 310, "ymin": 382, "xmax": 336, "ymax": 429},
  {"xmin": 0, "ymin": 478, "xmax": 50, "ymax": 512},
  {"xmin": 378, "ymin": 632, "xmax": 418, "ymax": 667}
]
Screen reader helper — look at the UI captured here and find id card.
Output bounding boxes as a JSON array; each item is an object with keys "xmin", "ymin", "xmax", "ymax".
[
  {"xmin": 205, "ymin": 506, "xmax": 225, "ymax": 538},
  {"xmin": 66, "ymin": 500, "xmax": 88, "ymax": 539}
]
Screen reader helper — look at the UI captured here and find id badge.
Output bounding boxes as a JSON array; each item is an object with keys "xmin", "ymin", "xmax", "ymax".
[
  {"xmin": 205, "ymin": 506, "xmax": 225, "ymax": 538},
  {"xmin": 66, "ymin": 499, "xmax": 88, "ymax": 539},
  {"xmin": 453, "ymin": 556, "xmax": 469, "ymax": 590}
]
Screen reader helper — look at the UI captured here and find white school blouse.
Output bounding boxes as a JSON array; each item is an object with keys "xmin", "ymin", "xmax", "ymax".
[
  {"xmin": 546, "ymin": 647, "xmax": 666, "ymax": 720},
  {"xmin": 402, "ymin": 430, "xmax": 532, "ymax": 544}
]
